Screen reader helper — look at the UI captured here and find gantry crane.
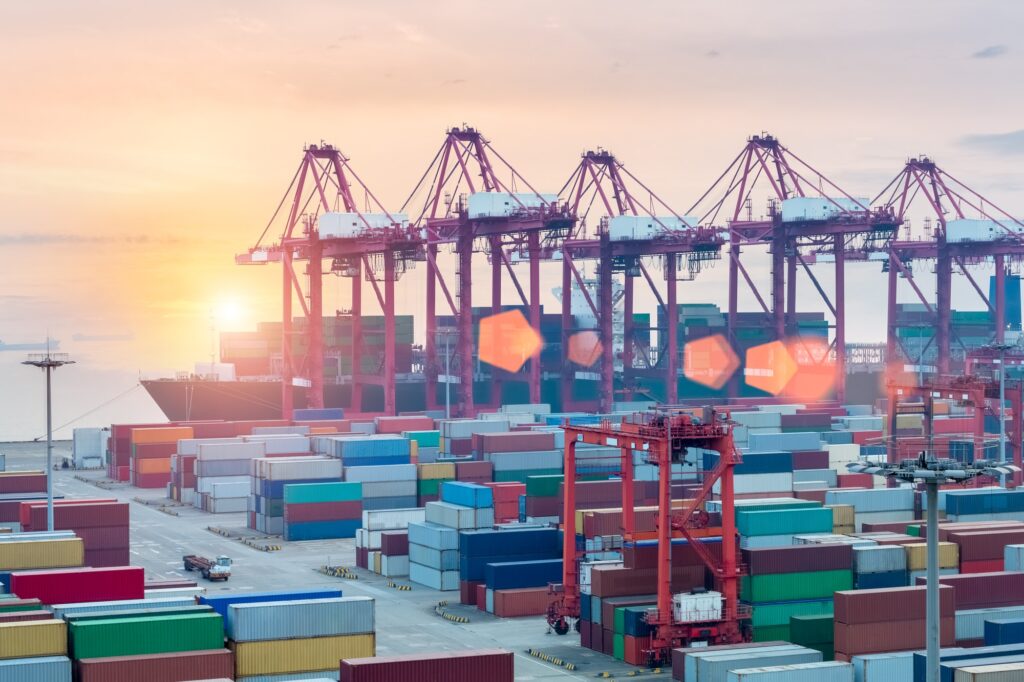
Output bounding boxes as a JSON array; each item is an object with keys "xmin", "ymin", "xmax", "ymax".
[{"xmin": 548, "ymin": 407, "xmax": 749, "ymax": 665}]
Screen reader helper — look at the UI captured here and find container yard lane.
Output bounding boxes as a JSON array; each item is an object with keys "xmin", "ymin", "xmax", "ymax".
[{"xmin": 8, "ymin": 442, "xmax": 628, "ymax": 680}]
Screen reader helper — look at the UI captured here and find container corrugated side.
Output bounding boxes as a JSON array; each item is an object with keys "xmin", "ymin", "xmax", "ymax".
[
  {"xmin": 361, "ymin": 508, "xmax": 424, "ymax": 531},
  {"xmin": 0, "ymin": 620, "xmax": 66, "ymax": 659},
  {"xmin": 227, "ymin": 596, "xmax": 373, "ymax": 642},
  {"xmin": 74, "ymin": 649, "xmax": 234, "ymax": 682},
  {"xmin": 339, "ymin": 649, "xmax": 513, "ymax": 682},
  {"xmin": 68, "ymin": 613, "xmax": 223, "ymax": 659},
  {"xmin": 0, "ymin": 655, "xmax": 71, "ymax": 682},
  {"xmin": 851, "ymin": 651, "xmax": 914, "ymax": 682},
  {"xmin": 954, "ymin": 663, "xmax": 1024, "ymax": 681},
  {"xmin": 0, "ymin": 538, "xmax": 83, "ymax": 571},
  {"xmin": 684, "ymin": 645, "xmax": 811, "ymax": 681},
  {"xmin": 231, "ymin": 633, "xmax": 374, "ymax": 677},
  {"xmin": 199, "ymin": 589, "xmax": 342, "ymax": 619},
  {"xmin": 726, "ymin": 660, "xmax": 853, "ymax": 681}
]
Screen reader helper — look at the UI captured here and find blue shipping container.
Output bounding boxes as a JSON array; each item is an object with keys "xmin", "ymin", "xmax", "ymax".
[
  {"xmin": 460, "ymin": 527, "xmax": 560, "ymax": 557},
  {"xmin": 284, "ymin": 519, "xmax": 360, "ymax": 540},
  {"xmin": 485, "ymin": 559, "xmax": 563, "ymax": 590},
  {"xmin": 441, "ymin": 482, "xmax": 494, "ymax": 509},
  {"xmin": 912, "ymin": 644, "xmax": 1024, "ymax": 682},
  {"xmin": 294, "ymin": 408, "xmax": 344, "ymax": 420},
  {"xmin": 704, "ymin": 450, "xmax": 793, "ymax": 475},
  {"xmin": 946, "ymin": 489, "xmax": 1024, "ymax": 515},
  {"xmin": 260, "ymin": 477, "xmax": 339, "ymax": 499},
  {"xmin": 855, "ymin": 570, "xmax": 908, "ymax": 590},
  {"xmin": 199, "ymin": 588, "xmax": 342, "ymax": 619},
  {"xmin": 986, "ymin": 618, "xmax": 1024, "ymax": 646},
  {"xmin": 821, "ymin": 431, "xmax": 854, "ymax": 445},
  {"xmin": 460, "ymin": 552, "xmax": 560, "ymax": 582}
]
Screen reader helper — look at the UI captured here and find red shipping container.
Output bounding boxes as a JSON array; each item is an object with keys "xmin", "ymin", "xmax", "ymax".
[
  {"xmin": 482, "ymin": 482, "xmax": 526, "ymax": 503},
  {"xmin": 580, "ymin": 618, "xmax": 592, "ymax": 648},
  {"xmin": 934, "ymin": 417, "xmax": 974, "ymax": 434},
  {"xmin": 834, "ymin": 617, "xmax": 955, "ymax": 656},
  {"xmin": 791, "ymin": 450, "xmax": 829, "ymax": 469},
  {"xmin": 340, "ymin": 649, "xmax": 514, "ymax": 682},
  {"xmin": 133, "ymin": 473, "xmax": 170, "ymax": 488},
  {"xmin": 84, "ymin": 548, "xmax": 131, "ymax": 568},
  {"xmin": 73, "ymin": 526, "xmax": 130, "ymax": 551},
  {"xmin": 834, "ymin": 585, "xmax": 953, "ymax": 624},
  {"xmin": 22, "ymin": 501, "xmax": 125, "ymax": 531},
  {"xmin": 455, "ymin": 461, "xmax": 493, "ymax": 481},
  {"xmin": 283, "ymin": 501, "xmax": 362, "ymax": 523},
  {"xmin": 602, "ymin": 628, "xmax": 615, "ymax": 656},
  {"xmin": 475, "ymin": 584, "xmax": 487, "ymax": 611},
  {"xmin": 115, "ymin": 466, "xmax": 130, "ymax": 482},
  {"xmin": 446, "ymin": 438, "xmax": 474, "ymax": 456},
  {"xmin": 476, "ymin": 432, "xmax": 556, "ymax": 454},
  {"xmin": 623, "ymin": 634, "xmax": 652, "ymax": 666},
  {"xmin": 851, "ymin": 430, "xmax": 883, "ymax": 446},
  {"xmin": 837, "ymin": 473, "xmax": 874, "ymax": 488},
  {"xmin": 591, "ymin": 564, "xmax": 705, "ymax": 598},
  {"xmin": 0, "ymin": 473, "xmax": 48, "ymax": 494},
  {"xmin": 949, "ymin": 530, "xmax": 1024, "ymax": 561},
  {"xmin": 375, "ymin": 416, "xmax": 434, "ymax": 434},
  {"xmin": 0, "ymin": 610, "xmax": 54, "ymax": 624},
  {"xmin": 10, "ymin": 566, "xmax": 144, "ymax": 604},
  {"xmin": 524, "ymin": 497, "xmax": 560, "ymax": 518},
  {"xmin": 380, "ymin": 531, "xmax": 409, "ymax": 557},
  {"xmin": 961, "ymin": 559, "xmax": 1004, "ymax": 574},
  {"xmin": 793, "ymin": 489, "xmax": 828, "ymax": 503},
  {"xmin": 460, "ymin": 580, "xmax": 481, "ymax": 606},
  {"xmin": 492, "ymin": 587, "xmax": 551, "ymax": 617},
  {"xmin": 132, "ymin": 442, "xmax": 178, "ymax": 459},
  {"xmin": 914, "ymin": 571, "xmax": 1024, "ymax": 609},
  {"xmin": 75, "ymin": 648, "xmax": 235, "ymax": 682}
]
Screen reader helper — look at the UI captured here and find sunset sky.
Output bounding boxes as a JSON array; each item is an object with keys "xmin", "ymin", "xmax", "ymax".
[{"xmin": 2, "ymin": 1, "xmax": 1023, "ymax": 438}]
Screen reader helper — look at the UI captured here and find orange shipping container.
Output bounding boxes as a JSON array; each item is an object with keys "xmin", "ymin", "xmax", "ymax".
[
  {"xmin": 134, "ymin": 458, "xmax": 171, "ymax": 474},
  {"xmin": 309, "ymin": 427, "xmax": 338, "ymax": 434},
  {"xmin": 131, "ymin": 426, "xmax": 194, "ymax": 445}
]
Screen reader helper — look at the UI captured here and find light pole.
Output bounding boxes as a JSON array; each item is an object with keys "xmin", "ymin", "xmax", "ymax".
[
  {"xmin": 848, "ymin": 455, "xmax": 1019, "ymax": 682},
  {"xmin": 22, "ymin": 351, "xmax": 75, "ymax": 532},
  {"xmin": 988, "ymin": 342, "xmax": 1014, "ymax": 465},
  {"xmin": 437, "ymin": 327, "xmax": 456, "ymax": 420}
]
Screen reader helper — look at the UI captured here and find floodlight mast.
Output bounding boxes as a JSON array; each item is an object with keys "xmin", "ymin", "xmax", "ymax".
[{"xmin": 847, "ymin": 455, "xmax": 1020, "ymax": 682}]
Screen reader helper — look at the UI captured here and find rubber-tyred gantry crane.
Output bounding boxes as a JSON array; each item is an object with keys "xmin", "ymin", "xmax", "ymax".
[
  {"xmin": 403, "ymin": 126, "xmax": 574, "ymax": 416},
  {"xmin": 238, "ymin": 143, "xmax": 421, "ymax": 417},
  {"xmin": 559, "ymin": 151, "xmax": 723, "ymax": 412},
  {"xmin": 548, "ymin": 407, "xmax": 749, "ymax": 665},
  {"xmin": 874, "ymin": 157, "xmax": 1024, "ymax": 376},
  {"xmin": 689, "ymin": 134, "xmax": 900, "ymax": 401}
]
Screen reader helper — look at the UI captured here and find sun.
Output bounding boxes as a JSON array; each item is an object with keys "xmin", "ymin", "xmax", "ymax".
[{"xmin": 214, "ymin": 297, "xmax": 245, "ymax": 328}]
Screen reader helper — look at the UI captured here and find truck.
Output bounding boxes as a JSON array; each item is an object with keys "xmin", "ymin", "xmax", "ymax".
[{"xmin": 183, "ymin": 554, "xmax": 232, "ymax": 581}]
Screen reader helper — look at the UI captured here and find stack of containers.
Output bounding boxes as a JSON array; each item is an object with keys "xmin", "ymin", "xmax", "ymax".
[
  {"xmin": 824, "ymin": 488, "xmax": 915, "ymax": 532},
  {"xmin": 248, "ymin": 456, "xmax": 343, "ymax": 535},
  {"xmin": 484, "ymin": 482, "xmax": 526, "ymax": 523},
  {"xmin": 946, "ymin": 489, "xmax": 1024, "ymax": 523},
  {"xmin": 130, "ymin": 427, "xmax": 194, "ymax": 488},
  {"xmin": 0, "ymin": 620, "xmax": 69, "ymax": 674},
  {"xmin": 227, "ymin": 596, "xmax": 375, "ymax": 680},
  {"xmin": 407, "ymin": 521, "xmax": 459, "ymax": 591},
  {"xmin": 439, "ymin": 418, "xmax": 509, "ymax": 457},
  {"xmin": 483, "ymin": 559, "xmax": 562, "ymax": 617},
  {"xmin": 789, "ymin": 613, "xmax": 837, "ymax": 660},
  {"xmin": 20, "ymin": 501, "xmax": 129, "ymax": 567},
  {"xmin": 329, "ymin": 435, "xmax": 411, "ymax": 467},
  {"xmin": 194, "ymin": 440, "xmax": 267, "ymax": 513},
  {"xmin": 706, "ymin": 451, "xmax": 794, "ymax": 496},
  {"xmin": 425, "ymin": 483, "xmax": 494, "ymax": 531},
  {"xmin": 355, "ymin": 508, "xmax": 425, "ymax": 570},
  {"xmin": 378, "ymin": 531, "xmax": 409, "ymax": 577},
  {"xmin": 344, "ymin": 463, "xmax": 416, "ymax": 510},
  {"xmin": 169, "ymin": 452, "xmax": 196, "ymax": 504},
  {"xmin": 523, "ymin": 474, "xmax": 562, "ymax": 521},
  {"xmin": 912, "ymin": 572, "xmax": 1024, "ymax": 645},
  {"xmin": 403, "ymin": 430, "xmax": 440, "ymax": 463},
  {"xmin": 852, "ymin": 545, "xmax": 908, "ymax": 589},
  {"xmin": 485, "ymin": 448, "xmax": 562, "ymax": 484},
  {"xmin": 832, "ymin": 586, "xmax": 954, "ymax": 660},
  {"xmin": 457, "ymin": 527, "xmax": 560, "ymax": 610},
  {"xmin": 741, "ymin": 543, "xmax": 853, "ymax": 642},
  {"xmin": 283, "ymin": 481, "xmax": 362, "ymax": 540},
  {"xmin": 681, "ymin": 644, "xmax": 823, "ymax": 680},
  {"xmin": 67, "ymin": 611, "xmax": 224, "ymax": 665},
  {"xmin": 416, "ymin": 462, "xmax": 455, "ymax": 506},
  {"xmin": 737, "ymin": 505, "xmax": 833, "ymax": 548}
]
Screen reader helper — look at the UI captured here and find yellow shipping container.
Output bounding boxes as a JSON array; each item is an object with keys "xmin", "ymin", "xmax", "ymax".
[
  {"xmin": 131, "ymin": 426, "xmax": 194, "ymax": 444},
  {"xmin": 0, "ymin": 620, "xmax": 66, "ymax": 659},
  {"xmin": 0, "ymin": 470, "xmax": 44, "ymax": 478},
  {"xmin": 826, "ymin": 504, "xmax": 856, "ymax": 528},
  {"xmin": 372, "ymin": 551, "xmax": 381, "ymax": 574},
  {"xmin": 310, "ymin": 427, "xmax": 338, "ymax": 434},
  {"xmin": 0, "ymin": 537, "xmax": 83, "ymax": 571},
  {"xmin": 135, "ymin": 458, "xmax": 171, "ymax": 474},
  {"xmin": 905, "ymin": 541, "xmax": 959, "ymax": 570},
  {"xmin": 410, "ymin": 441, "xmax": 419, "ymax": 458},
  {"xmin": 418, "ymin": 463, "xmax": 456, "ymax": 480},
  {"xmin": 834, "ymin": 525, "xmax": 856, "ymax": 535},
  {"xmin": 231, "ymin": 633, "xmax": 375, "ymax": 676}
]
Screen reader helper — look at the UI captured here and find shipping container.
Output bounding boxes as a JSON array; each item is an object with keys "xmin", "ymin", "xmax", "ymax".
[
  {"xmin": 0, "ymin": 620, "xmax": 66, "ymax": 659},
  {"xmin": 68, "ymin": 612, "xmax": 223, "ymax": 659},
  {"xmin": 199, "ymin": 588, "xmax": 342, "ymax": 619},
  {"xmin": 339, "ymin": 649, "xmax": 513, "ymax": 682},
  {"xmin": 10, "ymin": 567, "xmax": 144, "ymax": 605},
  {"xmin": 74, "ymin": 649, "xmax": 234, "ymax": 682},
  {"xmin": 231, "ymin": 633, "xmax": 374, "ymax": 677},
  {"xmin": 0, "ymin": 656, "xmax": 71, "ymax": 682},
  {"xmin": 227, "ymin": 596, "xmax": 373, "ymax": 642},
  {"xmin": 725, "ymin": 661, "xmax": 853, "ymax": 682}
]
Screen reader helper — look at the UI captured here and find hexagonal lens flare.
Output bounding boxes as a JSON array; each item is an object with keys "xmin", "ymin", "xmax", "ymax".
[
  {"xmin": 568, "ymin": 331, "xmax": 603, "ymax": 368},
  {"xmin": 478, "ymin": 310, "xmax": 542, "ymax": 373},
  {"xmin": 784, "ymin": 336, "xmax": 837, "ymax": 401},
  {"xmin": 744, "ymin": 340, "xmax": 797, "ymax": 395},
  {"xmin": 683, "ymin": 334, "xmax": 740, "ymax": 390}
]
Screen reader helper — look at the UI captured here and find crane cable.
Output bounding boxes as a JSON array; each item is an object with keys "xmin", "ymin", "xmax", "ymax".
[{"xmin": 33, "ymin": 383, "xmax": 144, "ymax": 442}]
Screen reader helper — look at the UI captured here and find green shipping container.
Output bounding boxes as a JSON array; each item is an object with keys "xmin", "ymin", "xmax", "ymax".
[
  {"xmin": 734, "ymin": 500, "xmax": 820, "ymax": 514},
  {"xmin": 283, "ymin": 481, "xmax": 361, "ymax": 504},
  {"xmin": 613, "ymin": 633, "xmax": 624, "ymax": 661},
  {"xmin": 749, "ymin": 598, "xmax": 833, "ymax": 627},
  {"xmin": 403, "ymin": 430, "xmax": 440, "ymax": 448},
  {"xmin": 68, "ymin": 612, "xmax": 224, "ymax": 659},
  {"xmin": 613, "ymin": 607, "xmax": 626, "ymax": 634},
  {"xmin": 525, "ymin": 474, "xmax": 564, "ymax": 498},
  {"xmin": 752, "ymin": 625, "xmax": 790, "ymax": 642},
  {"xmin": 494, "ymin": 468, "xmax": 562, "ymax": 484},
  {"xmin": 789, "ymin": 613, "xmax": 835, "ymax": 645},
  {"xmin": 0, "ymin": 601, "xmax": 44, "ymax": 614},
  {"xmin": 417, "ymin": 478, "xmax": 452, "ymax": 496},
  {"xmin": 740, "ymin": 569, "xmax": 852, "ymax": 603},
  {"xmin": 736, "ymin": 508, "xmax": 833, "ymax": 537}
]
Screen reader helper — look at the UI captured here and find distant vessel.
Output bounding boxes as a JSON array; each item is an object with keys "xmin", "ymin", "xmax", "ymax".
[{"xmin": 0, "ymin": 337, "xmax": 60, "ymax": 352}]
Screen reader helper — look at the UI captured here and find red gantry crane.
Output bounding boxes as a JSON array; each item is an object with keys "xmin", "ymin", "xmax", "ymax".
[
  {"xmin": 548, "ymin": 407, "xmax": 750, "ymax": 665},
  {"xmin": 238, "ymin": 143, "xmax": 422, "ymax": 417},
  {"xmin": 558, "ymin": 151, "xmax": 724, "ymax": 412},
  {"xmin": 402, "ymin": 126, "xmax": 574, "ymax": 416}
]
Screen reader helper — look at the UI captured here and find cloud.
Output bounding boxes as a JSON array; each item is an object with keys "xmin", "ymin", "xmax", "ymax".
[
  {"xmin": 972, "ymin": 45, "xmax": 1007, "ymax": 59},
  {"xmin": 959, "ymin": 129, "xmax": 1024, "ymax": 155},
  {"xmin": 0, "ymin": 233, "xmax": 190, "ymax": 246},
  {"xmin": 706, "ymin": 49, "xmax": 721, "ymax": 58}
]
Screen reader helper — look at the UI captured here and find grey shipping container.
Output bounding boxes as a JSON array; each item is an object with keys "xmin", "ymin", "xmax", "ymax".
[
  {"xmin": 0, "ymin": 656, "xmax": 71, "ymax": 682},
  {"xmin": 727, "ymin": 661, "xmax": 853, "ymax": 681},
  {"xmin": 227, "ymin": 596, "xmax": 374, "ymax": 641}
]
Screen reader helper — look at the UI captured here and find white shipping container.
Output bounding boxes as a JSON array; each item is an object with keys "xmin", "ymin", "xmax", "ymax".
[
  {"xmin": 255, "ymin": 457, "xmax": 343, "ymax": 481},
  {"xmin": 466, "ymin": 192, "xmax": 557, "ymax": 219},
  {"xmin": 747, "ymin": 431, "xmax": 822, "ymax": 452},
  {"xmin": 208, "ymin": 496, "xmax": 248, "ymax": 513},
  {"xmin": 73, "ymin": 427, "xmax": 108, "ymax": 463},
  {"xmin": 408, "ymin": 543, "xmax": 458, "ymax": 571},
  {"xmin": 424, "ymin": 501, "xmax": 493, "ymax": 530},
  {"xmin": 244, "ymin": 435, "xmax": 310, "ymax": 454},
  {"xmin": 197, "ymin": 475, "xmax": 249, "ymax": 494},
  {"xmin": 727, "ymin": 661, "xmax": 853, "ymax": 682},
  {"xmin": 440, "ymin": 418, "xmax": 512, "ymax": 439},
  {"xmin": 500, "ymin": 403, "xmax": 552, "ymax": 415},
  {"xmin": 52, "ymin": 596, "xmax": 198, "ymax": 618},
  {"xmin": 780, "ymin": 196, "xmax": 869, "ymax": 223},
  {"xmin": 178, "ymin": 437, "xmax": 244, "ymax": 456},
  {"xmin": 954, "ymin": 663, "xmax": 1024, "ymax": 681},
  {"xmin": 853, "ymin": 546, "xmax": 907, "ymax": 574},
  {"xmin": 1005, "ymin": 544, "xmax": 1024, "ymax": 571},
  {"xmin": 209, "ymin": 481, "xmax": 250, "ymax": 498},
  {"xmin": 955, "ymin": 605, "xmax": 1024, "ymax": 641},
  {"xmin": 673, "ymin": 590, "xmax": 722, "ymax": 624},
  {"xmin": 197, "ymin": 441, "xmax": 266, "ymax": 461},
  {"xmin": 142, "ymin": 586, "xmax": 206, "ymax": 600},
  {"xmin": 408, "ymin": 562, "xmax": 459, "ymax": 591},
  {"xmin": 361, "ymin": 508, "xmax": 425, "ymax": 532},
  {"xmin": 852, "ymin": 651, "xmax": 914, "ymax": 682},
  {"xmin": 0, "ymin": 656, "xmax": 72, "ymax": 680},
  {"xmin": 714, "ymin": 473, "xmax": 793, "ymax": 495},
  {"xmin": 825, "ymin": 489, "xmax": 915, "ymax": 513},
  {"xmin": 486, "ymin": 450, "xmax": 563, "ymax": 471},
  {"xmin": 407, "ymin": 521, "xmax": 459, "ymax": 550},
  {"xmin": 361, "ymin": 480, "xmax": 417, "ymax": 498},
  {"xmin": 793, "ymin": 469, "xmax": 839, "ymax": 487},
  {"xmin": 730, "ymin": 411, "xmax": 782, "ymax": 429},
  {"xmin": 381, "ymin": 554, "xmax": 409, "ymax": 577},
  {"xmin": 687, "ymin": 645, "xmax": 819, "ymax": 682},
  {"xmin": 344, "ymin": 464, "xmax": 417, "ymax": 483}
]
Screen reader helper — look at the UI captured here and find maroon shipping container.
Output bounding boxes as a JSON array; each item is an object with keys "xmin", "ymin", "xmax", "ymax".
[
  {"xmin": 834, "ymin": 617, "xmax": 955, "ymax": 656},
  {"xmin": 580, "ymin": 617, "xmax": 592, "ymax": 648},
  {"xmin": 83, "ymin": 548, "xmax": 131, "ymax": 568},
  {"xmin": 781, "ymin": 413, "xmax": 833, "ymax": 428},
  {"xmin": 590, "ymin": 621, "xmax": 603, "ymax": 653},
  {"xmin": 862, "ymin": 520, "xmax": 919, "ymax": 533},
  {"xmin": 962, "ymin": 559, "xmax": 1004, "ymax": 573},
  {"xmin": 602, "ymin": 628, "xmax": 615, "ymax": 656},
  {"xmin": 625, "ymin": 540, "xmax": 725, "ymax": 570},
  {"xmin": 73, "ymin": 526, "xmax": 131, "ymax": 551},
  {"xmin": 601, "ymin": 595, "xmax": 656, "ymax": 627},
  {"xmin": 742, "ymin": 543, "xmax": 853, "ymax": 575},
  {"xmin": 10, "ymin": 566, "xmax": 144, "ymax": 604},
  {"xmin": 21, "ymin": 500, "xmax": 122, "ymax": 530},
  {"xmin": 460, "ymin": 580, "xmax": 482, "ymax": 606},
  {"xmin": 931, "ymin": 521, "xmax": 1024, "ymax": 541},
  {"xmin": 0, "ymin": 610, "xmax": 54, "ymax": 623},
  {"xmin": 791, "ymin": 450, "xmax": 830, "ymax": 469},
  {"xmin": 671, "ymin": 641, "xmax": 787, "ymax": 681},
  {"xmin": 133, "ymin": 473, "xmax": 171, "ymax": 488},
  {"xmin": 856, "ymin": 533, "xmax": 919, "ymax": 547},
  {"xmin": 340, "ymin": 649, "xmax": 513, "ymax": 682},
  {"xmin": 75, "ymin": 648, "xmax": 235, "ymax": 682},
  {"xmin": 834, "ymin": 585, "xmax": 954, "ymax": 624},
  {"xmin": 380, "ymin": 531, "xmax": 409, "ymax": 557},
  {"xmin": 446, "ymin": 438, "xmax": 474, "ymax": 456},
  {"xmin": 793, "ymin": 489, "xmax": 828, "ymax": 504},
  {"xmin": 948, "ymin": 530, "xmax": 1024, "ymax": 561},
  {"xmin": 524, "ymin": 496, "xmax": 560, "ymax": 518},
  {"xmin": 837, "ymin": 473, "xmax": 874, "ymax": 488},
  {"xmin": 476, "ymin": 431, "xmax": 556, "ymax": 453},
  {"xmin": 455, "ymin": 460, "xmax": 493, "ymax": 481},
  {"xmin": 913, "ymin": 571, "xmax": 1024, "ymax": 609},
  {"xmin": 0, "ymin": 473, "xmax": 48, "ymax": 494},
  {"xmin": 355, "ymin": 547, "xmax": 368, "ymax": 569},
  {"xmin": 132, "ymin": 442, "xmax": 178, "ymax": 459},
  {"xmin": 0, "ymin": 494, "xmax": 52, "ymax": 523},
  {"xmin": 592, "ymin": 565, "xmax": 705, "ymax": 598},
  {"xmin": 492, "ymin": 587, "xmax": 551, "ymax": 617},
  {"xmin": 475, "ymin": 583, "xmax": 487, "ymax": 611},
  {"xmin": 283, "ymin": 501, "xmax": 362, "ymax": 523},
  {"xmin": 375, "ymin": 416, "xmax": 434, "ymax": 434}
]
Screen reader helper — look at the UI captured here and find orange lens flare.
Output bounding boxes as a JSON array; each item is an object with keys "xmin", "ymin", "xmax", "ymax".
[
  {"xmin": 684, "ymin": 334, "xmax": 740, "ymax": 390},
  {"xmin": 478, "ymin": 310, "xmax": 542, "ymax": 373},
  {"xmin": 567, "ymin": 331, "xmax": 603, "ymax": 368}
]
